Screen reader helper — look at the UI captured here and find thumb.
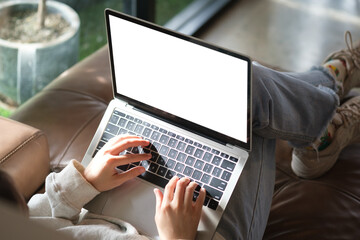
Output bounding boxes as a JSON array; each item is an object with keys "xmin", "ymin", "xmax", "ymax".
[
  {"xmin": 115, "ymin": 166, "xmax": 145, "ymax": 186},
  {"xmin": 153, "ymin": 188, "xmax": 163, "ymax": 211}
]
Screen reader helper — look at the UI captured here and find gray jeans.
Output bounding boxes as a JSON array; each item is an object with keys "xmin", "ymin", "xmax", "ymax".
[{"xmin": 217, "ymin": 62, "xmax": 339, "ymax": 239}]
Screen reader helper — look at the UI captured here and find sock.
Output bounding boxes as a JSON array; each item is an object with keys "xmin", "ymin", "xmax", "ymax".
[
  {"xmin": 316, "ymin": 124, "xmax": 335, "ymax": 151},
  {"xmin": 323, "ymin": 59, "xmax": 347, "ymax": 83},
  {"xmin": 317, "ymin": 124, "xmax": 335, "ymax": 150},
  {"xmin": 306, "ymin": 124, "xmax": 335, "ymax": 151}
]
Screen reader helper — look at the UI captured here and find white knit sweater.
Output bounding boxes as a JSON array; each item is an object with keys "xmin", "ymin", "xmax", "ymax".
[{"xmin": 28, "ymin": 160, "xmax": 150, "ymax": 240}]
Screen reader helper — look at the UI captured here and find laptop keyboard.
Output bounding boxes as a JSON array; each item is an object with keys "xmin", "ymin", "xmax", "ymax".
[{"xmin": 93, "ymin": 109, "xmax": 239, "ymax": 210}]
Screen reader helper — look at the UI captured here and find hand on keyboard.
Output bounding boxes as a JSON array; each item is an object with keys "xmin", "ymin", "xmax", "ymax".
[
  {"xmin": 154, "ymin": 176, "xmax": 206, "ymax": 240},
  {"xmin": 84, "ymin": 135, "xmax": 151, "ymax": 192}
]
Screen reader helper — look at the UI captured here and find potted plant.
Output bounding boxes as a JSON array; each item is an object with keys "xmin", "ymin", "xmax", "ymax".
[{"xmin": 0, "ymin": 0, "xmax": 80, "ymax": 104}]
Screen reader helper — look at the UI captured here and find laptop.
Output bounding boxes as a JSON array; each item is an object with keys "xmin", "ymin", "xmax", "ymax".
[{"xmin": 82, "ymin": 9, "xmax": 252, "ymax": 240}]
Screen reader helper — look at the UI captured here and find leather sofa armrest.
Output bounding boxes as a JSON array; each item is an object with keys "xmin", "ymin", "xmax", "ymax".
[{"xmin": 0, "ymin": 117, "xmax": 50, "ymax": 200}]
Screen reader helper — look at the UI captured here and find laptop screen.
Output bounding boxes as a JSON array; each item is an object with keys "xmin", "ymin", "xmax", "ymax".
[{"xmin": 106, "ymin": 10, "xmax": 251, "ymax": 150}]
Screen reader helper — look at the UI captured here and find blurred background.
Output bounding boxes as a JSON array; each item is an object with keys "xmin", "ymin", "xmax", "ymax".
[{"xmin": 1, "ymin": 0, "xmax": 360, "ymax": 116}]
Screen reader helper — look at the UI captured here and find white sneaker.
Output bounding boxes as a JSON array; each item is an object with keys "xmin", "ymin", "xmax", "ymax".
[{"xmin": 291, "ymin": 96, "xmax": 360, "ymax": 179}]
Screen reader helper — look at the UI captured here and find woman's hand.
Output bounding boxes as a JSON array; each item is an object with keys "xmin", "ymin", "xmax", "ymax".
[
  {"xmin": 83, "ymin": 135, "xmax": 151, "ymax": 192},
  {"xmin": 154, "ymin": 177, "xmax": 206, "ymax": 240}
]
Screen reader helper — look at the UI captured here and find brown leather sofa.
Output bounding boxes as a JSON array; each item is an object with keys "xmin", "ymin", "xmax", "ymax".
[{"xmin": 2, "ymin": 45, "xmax": 360, "ymax": 239}]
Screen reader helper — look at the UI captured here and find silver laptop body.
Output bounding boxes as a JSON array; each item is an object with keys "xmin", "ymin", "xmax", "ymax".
[{"xmin": 82, "ymin": 9, "xmax": 252, "ymax": 240}]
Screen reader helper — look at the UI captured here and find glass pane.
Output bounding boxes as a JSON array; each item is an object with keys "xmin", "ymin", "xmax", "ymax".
[
  {"xmin": 155, "ymin": 0, "xmax": 194, "ymax": 26},
  {"xmin": 77, "ymin": 0, "xmax": 194, "ymax": 61}
]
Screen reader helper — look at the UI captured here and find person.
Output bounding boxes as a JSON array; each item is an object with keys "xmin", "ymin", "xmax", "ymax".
[{"xmin": 1, "ymin": 31, "xmax": 360, "ymax": 240}]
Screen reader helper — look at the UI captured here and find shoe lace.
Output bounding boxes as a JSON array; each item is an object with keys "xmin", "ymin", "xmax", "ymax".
[
  {"xmin": 334, "ymin": 99, "xmax": 360, "ymax": 128},
  {"xmin": 344, "ymin": 31, "xmax": 360, "ymax": 71}
]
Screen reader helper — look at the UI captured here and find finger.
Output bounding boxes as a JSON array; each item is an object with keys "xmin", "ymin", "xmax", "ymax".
[
  {"xmin": 184, "ymin": 181, "xmax": 198, "ymax": 209},
  {"xmin": 108, "ymin": 134, "xmax": 142, "ymax": 146},
  {"xmin": 173, "ymin": 177, "xmax": 190, "ymax": 206},
  {"xmin": 112, "ymin": 138, "xmax": 150, "ymax": 155},
  {"xmin": 163, "ymin": 176, "xmax": 178, "ymax": 204},
  {"xmin": 109, "ymin": 153, "xmax": 151, "ymax": 169},
  {"xmin": 153, "ymin": 188, "xmax": 163, "ymax": 212},
  {"xmin": 108, "ymin": 136, "xmax": 149, "ymax": 154},
  {"xmin": 195, "ymin": 187, "xmax": 206, "ymax": 210},
  {"xmin": 114, "ymin": 166, "xmax": 146, "ymax": 186}
]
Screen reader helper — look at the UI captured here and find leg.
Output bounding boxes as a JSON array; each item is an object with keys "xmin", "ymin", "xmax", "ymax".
[
  {"xmin": 217, "ymin": 63, "xmax": 339, "ymax": 239},
  {"xmin": 252, "ymin": 62, "xmax": 339, "ymax": 147},
  {"xmin": 217, "ymin": 134, "xmax": 276, "ymax": 240}
]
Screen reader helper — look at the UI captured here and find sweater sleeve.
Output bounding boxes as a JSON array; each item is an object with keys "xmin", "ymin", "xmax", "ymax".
[{"xmin": 41, "ymin": 160, "xmax": 100, "ymax": 223}]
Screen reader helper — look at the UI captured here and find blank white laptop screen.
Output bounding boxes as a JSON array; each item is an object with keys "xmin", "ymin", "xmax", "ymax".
[{"xmin": 109, "ymin": 15, "xmax": 249, "ymax": 144}]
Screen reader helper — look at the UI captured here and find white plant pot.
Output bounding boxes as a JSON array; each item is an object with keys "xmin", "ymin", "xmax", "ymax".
[{"xmin": 0, "ymin": 0, "xmax": 80, "ymax": 104}]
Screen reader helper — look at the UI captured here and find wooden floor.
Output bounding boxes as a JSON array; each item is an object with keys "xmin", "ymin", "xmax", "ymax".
[{"xmin": 196, "ymin": 0, "xmax": 360, "ymax": 72}]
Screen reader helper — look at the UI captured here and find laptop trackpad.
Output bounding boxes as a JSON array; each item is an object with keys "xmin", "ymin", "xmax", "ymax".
[{"xmin": 88, "ymin": 178, "xmax": 159, "ymax": 238}]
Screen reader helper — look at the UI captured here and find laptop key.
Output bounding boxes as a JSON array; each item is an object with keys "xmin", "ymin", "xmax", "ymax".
[
  {"xmin": 203, "ymin": 163, "xmax": 213, "ymax": 174},
  {"xmin": 194, "ymin": 149, "xmax": 204, "ymax": 159},
  {"xmin": 134, "ymin": 125, "xmax": 144, "ymax": 134},
  {"xmin": 152, "ymin": 142, "xmax": 161, "ymax": 151},
  {"xmin": 204, "ymin": 185, "xmax": 223, "ymax": 201},
  {"xmin": 156, "ymin": 156, "xmax": 167, "ymax": 166},
  {"xmin": 212, "ymin": 167, "xmax": 222, "ymax": 178},
  {"xmin": 194, "ymin": 160, "xmax": 204, "ymax": 170},
  {"xmin": 175, "ymin": 162, "xmax": 185, "ymax": 173},
  {"xmin": 165, "ymin": 170, "xmax": 176, "ymax": 179},
  {"xmin": 210, "ymin": 177, "xmax": 227, "ymax": 191},
  {"xmin": 168, "ymin": 149, "xmax": 178, "ymax": 159},
  {"xmin": 185, "ymin": 145, "xmax": 195, "ymax": 155},
  {"xmin": 126, "ymin": 115, "xmax": 134, "ymax": 121},
  {"xmin": 192, "ymin": 170, "xmax": 202, "ymax": 180},
  {"xmin": 168, "ymin": 138, "xmax": 178, "ymax": 148},
  {"xmin": 151, "ymin": 131, "xmax": 161, "ymax": 141},
  {"xmin": 166, "ymin": 159, "xmax": 176, "ymax": 169},
  {"xmin": 176, "ymin": 141, "xmax": 186, "ymax": 151},
  {"xmin": 221, "ymin": 171, "xmax": 232, "ymax": 181},
  {"xmin": 139, "ymin": 171, "xmax": 168, "ymax": 188},
  {"xmin": 106, "ymin": 123, "xmax": 119, "ymax": 135},
  {"xmin": 109, "ymin": 114, "xmax": 119, "ymax": 124},
  {"xmin": 221, "ymin": 160, "xmax": 235, "ymax": 172},
  {"xmin": 159, "ymin": 134, "xmax": 169, "ymax": 144},
  {"xmin": 212, "ymin": 156, "xmax": 222, "ymax": 166},
  {"xmin": 114, "ymin": 110, "xmax": 126, "ymax": 117},
  {"xmin": 183, "ymin": 166, "xmax": 194, "ymax": 177},
  {"xmin": 201, "ymin": 173, "xmax": 211, "ymax": 184},
  {"xmin": 119, "ymin": 128, "xmax": 128, "ymax": 135},
  {"xmin": 159, "ymin": 128, "xmax": 167, "ymax": 134},
  {"xmin": 185, "ymin": 156, "xmax": 195, "ymax": 166},
  {"xmin": 101, "ymin": 132, "xmax": 115, "ymax": 142},
  {"xmin": 118, "ymin": 118, "xmax": 127, "ymax": 127},
  {"xmin": 160, "ymin": 145, "xmax": 169, "ymax": 156},
  {"xmin": 176, "ymin": 135, "xmax": 185, "ymax": 141},
  {"xmin": 149, "ymin": 163, "xmax": 159, "ymax": 173},
  {"xmin": 208, "ymin": 199, "xmax": 219, "ymax": 210},
  {"xmin": 176, "ymin": 152, "xmax": 187, "ymax": 163},
  {"xmin": 157, "ymin": 166, "xmax": 167, "ymax": 177},
  {"xmin": 126, "ymin": 121, "xmax": 136, "ymax": 131},
  {"xmin": 203, "ymin": 152, "xmax": 213, "ymax": 162},
  {"xmin": 151, "ymin": 125, "xmax": 159, "ymax": 131},
  {"xmin": 211, "ymin": 149, "xmax": 220, "ymax": 155},
  {"xmin": 142, "ymin": 128, "xmax": 152, "ymax": 137}
]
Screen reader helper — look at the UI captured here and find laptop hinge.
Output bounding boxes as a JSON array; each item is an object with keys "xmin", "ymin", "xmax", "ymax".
[{"xmin": 131, "ymin": 106, "xmax": 230, "ymax": 147}]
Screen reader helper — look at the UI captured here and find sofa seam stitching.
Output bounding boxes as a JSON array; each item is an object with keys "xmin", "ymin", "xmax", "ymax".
[
  {"xmin": 0, "ymin": 131, "xmax": 42, "ymax": 165},
  {"xmin": 44, "ymin": 88, "xmax": 109, "ymax": 105}
]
